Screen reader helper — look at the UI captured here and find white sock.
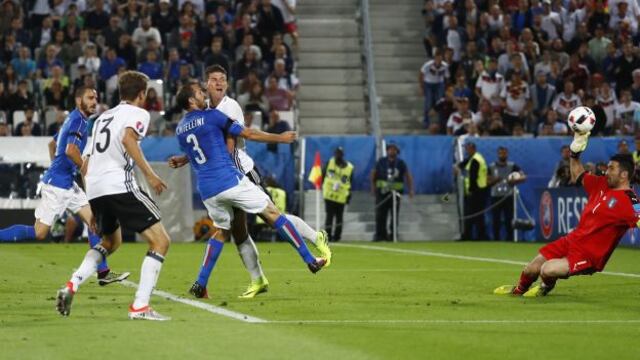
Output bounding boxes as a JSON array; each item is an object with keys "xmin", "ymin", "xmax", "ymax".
[
  {"xmin": 132, "ymin": 251, "xmax": 164, "ymax": 309},
  {"xmin": 236, "ymin": 235, "xmax": 264, "ymax": 281},
  {"xmin": 286, "ymin": 214, "xmax": 318, "ymax": 244},
  {"xmin": 70, "ymin": 247, "xmax": 105, "ymax": 292}
]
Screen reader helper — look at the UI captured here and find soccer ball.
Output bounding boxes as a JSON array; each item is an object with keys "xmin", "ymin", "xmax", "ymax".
[{"xmin": 567, "ymin": 106, "xmax": 596, "ymax": 134}]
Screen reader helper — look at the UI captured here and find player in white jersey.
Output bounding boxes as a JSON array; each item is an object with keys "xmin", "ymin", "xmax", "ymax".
[
  {"xmin": 56, "ymin": 71, "xmax": 172, "ymax": 321},
  {"xmin": 170, "ymin": 65, "xmax": 331, "ymax": 299}
]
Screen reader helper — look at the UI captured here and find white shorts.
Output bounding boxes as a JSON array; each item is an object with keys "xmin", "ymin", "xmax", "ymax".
[
  {"xmin": 35, "ymin": 182, "xmax": 89, "ymax": 226},
  {"xmin": 203, "ymin": 176, "xmax": 269, "ymax": 230}
]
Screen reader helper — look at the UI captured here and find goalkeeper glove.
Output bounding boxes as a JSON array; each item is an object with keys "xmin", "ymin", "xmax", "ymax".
[{"xmin": 569, "ymin": 131, "xmax": 590, "ymax": 157}]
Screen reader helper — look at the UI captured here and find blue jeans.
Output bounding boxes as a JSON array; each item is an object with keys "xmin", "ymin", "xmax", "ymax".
[{"xmin": 424, "ymin": 82, "xmax": 445, "ymax": 126}]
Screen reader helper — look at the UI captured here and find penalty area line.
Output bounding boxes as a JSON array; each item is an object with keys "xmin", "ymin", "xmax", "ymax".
[
  {"xmin": 337, "ymin": 244, "xmax": 640, "ymax": 279},
  {"xmin": 118, "ymin": 280, "xmax": 268, "ymax": 323}
]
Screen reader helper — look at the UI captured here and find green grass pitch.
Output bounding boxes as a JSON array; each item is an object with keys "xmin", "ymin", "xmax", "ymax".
[{"xmin": 1, "ymin": 241, "xmax": 639, "ymax": 359}]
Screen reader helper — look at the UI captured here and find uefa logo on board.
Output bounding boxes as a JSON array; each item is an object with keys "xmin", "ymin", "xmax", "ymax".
[{"xmin": 539, "ymin": 191, "xmax": 553, "ymax": 239}]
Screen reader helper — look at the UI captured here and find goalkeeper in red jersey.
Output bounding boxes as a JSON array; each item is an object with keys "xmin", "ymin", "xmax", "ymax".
[{"xmin": 495, "ymin": 131, "xmax": 640, "ymax": 297}]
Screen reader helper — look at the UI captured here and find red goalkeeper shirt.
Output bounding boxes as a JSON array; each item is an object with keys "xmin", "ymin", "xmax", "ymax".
[{"xmin": 566, "ymin": 173, "xmax": 640, "ymax": 270}]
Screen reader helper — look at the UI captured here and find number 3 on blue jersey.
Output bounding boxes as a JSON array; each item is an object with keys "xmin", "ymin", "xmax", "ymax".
[{"xmin": 186, "ymin": 134, "xmax": 207, "ymax": 164}]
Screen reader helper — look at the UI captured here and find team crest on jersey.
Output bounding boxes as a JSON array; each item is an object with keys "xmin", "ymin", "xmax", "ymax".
[
  {"xmin": 608, "ymin": 197, "xmax": 617, "ymax": 208},
  {"xmin": 136, "ymin": 121, "xmax": 145, "ymax": 133}
]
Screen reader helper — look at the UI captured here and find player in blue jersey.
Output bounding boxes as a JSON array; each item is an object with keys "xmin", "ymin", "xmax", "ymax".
[
  {"xmin": 172, "ymin": 82, "xmax": 327, "ymax": 292},
  {"xmin": 0, "ymin": 86, "xmax": 129, "ymax": 286}
]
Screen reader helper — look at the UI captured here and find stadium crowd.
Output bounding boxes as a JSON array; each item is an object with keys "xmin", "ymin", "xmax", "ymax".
[
  {"xmin": 420, "ymin": 0, "xmax": 640, "ymax": 137},
  {"xmin": 0, "ymin": 0, "xmax": 299, "ymax": 137}
]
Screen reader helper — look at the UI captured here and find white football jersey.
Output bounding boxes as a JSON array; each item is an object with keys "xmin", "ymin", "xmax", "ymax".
[
  {"xmin": 215, "ymin": 96, "xmax": 254, "ymax": 174},
  {"xmin": 85, "ymin": 102, "xmax": 150, "ymax": 200}
]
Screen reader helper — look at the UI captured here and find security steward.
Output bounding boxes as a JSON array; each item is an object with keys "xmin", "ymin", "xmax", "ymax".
[
  {"xmin": 487, "ymin": 146, "xmax": 526, "ymax": 241},
  {"xmin": 371, "ymin": 142, "xmax": 414, "ymax": 241},
  {"xmin": 457, "ymin": 141, "xmax": 489, "ymax": 240},
  {"xmin": 322, "ymin": 147, "xmax": 354, "ymax": 242}
]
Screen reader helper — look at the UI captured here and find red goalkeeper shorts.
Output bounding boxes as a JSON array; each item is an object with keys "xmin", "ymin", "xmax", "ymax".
[{"xmin": 539, "ymin": 236, "xmax": 598, "ymax": 276}]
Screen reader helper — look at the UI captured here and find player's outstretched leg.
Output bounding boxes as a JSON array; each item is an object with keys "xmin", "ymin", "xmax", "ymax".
[
  {"xmin": 56, "ymin": 243, "xmax": 110, "ymax": 316},
  {"xmin": 76, "ymin": 206, "xmax": 130, "ymax": 286},
  {"xmin": 190, "ymin": 237, "xmax": 225, "ymax": 299},
  {"xmin": 0, "ymin": 220, "xmax": 49, "ymax": 242},
  {"xmin": 494, "ymin": 255, "xmax": 545, "ymax": 296},
  {"xmin": 128, "ymin": 223, "xmax": 171, "ymax": 321},
  {"xmin": 266, "ymin": 208, "xmax": 326, "ymax": 273},
  {"xmin": 232, "ymin": 209, "xmax": 269, "ymax": 299},
  {"xmin": 286, "ymin": 214, "xmax": 332, "ymax": 267},
  {"xmin": 523, "ymin": 258, "xmax": 568, "ymax": 297}
]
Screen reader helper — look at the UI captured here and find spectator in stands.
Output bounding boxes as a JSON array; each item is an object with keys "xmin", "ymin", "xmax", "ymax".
[
  {"xmin": 32, "ymin": 16, "xmax": 54, "ymax": 50},
  {"xmin": 132, "ymin": 16, "xmax": 162, "ymax": 50},
  {"xmin": 11, "ymin": 46, "xmax": 36, "ymax": 81},
  {"xmin": 610, "ymin": 1, "xmax": 638, "ymax": 36},
  {"xmin": 198, "ymin": 13, "xmax": 223, "ymax": 51},
  {"xmin": 153, "ymin": 0, "xmax": 178, "ymax": 44},
  {"xmin": 588, "ymin": 24, "xmax": 612, "ymax": 69},
  {"xmin": 563, "ymin": 54, "xmax": 591, "ymax": 94},
  {"xmin": 77, "ymin": 44, "xmax": 101, "ymax": 77},
  {"xmin": 595, "ymin": 81, "xmax": 617, "ymax": 134},
  {"xmin": 487, "ymin": 113, "xmax": 510, "ymax": 136},
  {"xmin": 35, "ymin": 44, "xmax": 60, "ymax": 79},
  {"xmin": 8, "ymin": 80, "xmax": 35, "ymax": 117},
  {"xmin": 144, "ymin": 87, "xmax": 163, "ymax": 112},
  {"xmin": 614, "ymin": 89, "xmax": 640, "ymax": 134},
  {"xmin": 552, "ymin": 80, "xmax": 581, "ymax": 120},
  {"xmin": 235, "ymin": 33, "xmax": 263, "ymax": 63},
  {"xmin": 265, "ymin": 75, "xmax": 293, "ymax": 111},
  {"xmin": 618, "ymin": 139, "xmax": 631, "ymax": 155},
  {"xmin": 165, "ymin": 49, "xmax": 183, "ymax": 82},
  {"xmin": 70, "ymin": 29, "xmax": 95, "ymax": 62},
  {"xmin": 420, "ymin": 50, "xmax": 449, "ymax": 126},
  {"xmin": 138, "ymin": 51, "xmax": 163, "ymax": 80},
  {"xmin": 14, "ymin": 107, "xmax": 41, "ymax": 137},
  {"xmin": 500, "ymin": 71, "xmax": 530, "ymax": 132},
  {"xmin": 44, "ymin": 80, "xmax": 68, "ymax": 109},
  {"xmin": 177, "ymin": 33, "xmax": 197, "ymax": 65},
  {"xmin": 452, "ymin": 73, "xmax": 472, "ymax": 101},
  {"xmin": 86, "ymin": 0, "xmax": 110, "ymax": 36},
  {"xmin": 47, "ymin": 110, "xmax": 66, "ymax": 136},
  {"xmin": 613, "ymin": 42, "xmax": 640, "ymax": 93},
  {"xmin": 120, "ymin": 0, "xmax": 145, "ymax": 34},
  {"xmin": 266, "ymin": 108, "xmax": 291, "ymax": 134},
  {"xmin": 270, "ymin": 58, "xmax": 299, "ymax": 93},
  {"xmin": 475, "ymin": 57, "xmax": 504, "ymax": 110},
  {"xmin": 0, "ymin": 119, "xmax": 9, "ymax": 137},
  {"xmin": 0, "ymin": 83, "xmax": 7, "ymax": 111},
  {"xmin": 530, "ymin": 70, "xmax": 556, "ymax": 126},
  {"xmin": 99, "ymin": 48, "xmax": 126, "ymax": 82},
  {"xmin": 43, "ymin": 65, "xmax": 70, "ymax": 92},
  {"xmin": 272, "ymin": 0, "xmax": 298, "ymax": 51},
  {"xmin": 2, "ymin": 64, "xmax": 19, "ymax": 95},
  {"xmin": 447, "ymin": 97, "xmax": 478, "ymax": 136},
  {"xmin": 168, "ymin": 14, "xmax": 197, "ymax": 50},
  {"xmin": 235, "ymin": 48, "xmax": 262, "ymax": 82},
  {"xmin": 203, "ymin": 37, "xmax": 231, "ymax": 74},
  {"xmin": 102, "ymin": 15, "xmax": 125, "ymax": 49},
  {"xmin": 257, "ymin": 0, "xmax": 285, "ymax": 46},
  {"xmin": 239, "ymin": 83, "xmax": 269, "ymax": 115},
  {"xmin": 537, "ymin": 109, "xmax": 568, "ymax": 135},
  {"xmin": 62, "ymin": 11, "xmax": 81, "ymax": 45},
  {"xmin": 244, "ymin": 111, "xmax": 262, "ymax": 130}
]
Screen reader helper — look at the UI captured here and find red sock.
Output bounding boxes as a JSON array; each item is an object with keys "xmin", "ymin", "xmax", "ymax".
[{"xmin": 514, "ymin": 272, "xmax": 537, "ymax": 294}]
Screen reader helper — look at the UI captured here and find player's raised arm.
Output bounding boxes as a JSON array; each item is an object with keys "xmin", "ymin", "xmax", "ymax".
[
  {"xmin": 168, "ymin": 155, "xmax": 189, "ymax": 169},
  {"xmin": 122, "ymin": 128, "xmax": 167, "ymax": 194},
  {"xmin": 239, "ymin": 127, "xmax": 297, "ymax": 144}
]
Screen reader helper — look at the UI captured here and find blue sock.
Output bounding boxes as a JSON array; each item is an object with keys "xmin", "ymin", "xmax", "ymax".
[
  {"xmin": 88, "ymin": 232, "xmax": 109, "ymax": 273},
  {"xmin": 196, "ymin": 238, "xmax": 224, "ymax": 288},
  {"xmin": 274, "ymin": 215, "xmax": 316, "ymax": 264},
  {"xmin": 0, "ymin": 225, "xmax": 36, "ymax": 242}
]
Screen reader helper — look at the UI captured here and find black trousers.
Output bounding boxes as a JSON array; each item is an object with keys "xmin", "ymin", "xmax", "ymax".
[
  {"xmin": 462, "ymin": 190, "xmax": 488, "ymax": 241},
  {"xmin": 374, "ymin": 192, "xmax": 401, "ymax": 241},
  {"xmin": 324, "ymin": 200, "xmax": 345, "ymax": 241},
  {"xmin": 491, "ymin": 195, "xmax": 514, "ymax": 241}
]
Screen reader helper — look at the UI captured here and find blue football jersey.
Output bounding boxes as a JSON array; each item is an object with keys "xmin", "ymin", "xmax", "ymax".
[
  {"xmin": 42, "ymin": 109, "xmax": 88, "ymax": 189},
  {"xmin": 176, "ymin": 109, "xmax": 245, "ymax": 199}
]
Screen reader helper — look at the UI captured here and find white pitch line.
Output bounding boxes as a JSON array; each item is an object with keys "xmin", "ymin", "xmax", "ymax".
[
  {"xmin": 118, "ymin": 280, "xmax": 267, "ymax": 323},
  {"xmin": 336, "ymin": 244, "xmax": 640, "ymax": 279},
  {"xmin": 267, "ymin": 319, "xmax": 640, "ymax": 325}
]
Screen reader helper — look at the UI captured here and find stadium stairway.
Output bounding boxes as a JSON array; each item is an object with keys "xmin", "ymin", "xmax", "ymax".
[
  {"xmin": 369, "ymin": 0, "xmax": 425, "ymax": 134},
  {"xmin": 303, "ymin": 191, "xmax": 459, "ymax": 241},
  {"xmin": 296, "ymin": 0, "xmax": 368, "ymax": 134}
]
